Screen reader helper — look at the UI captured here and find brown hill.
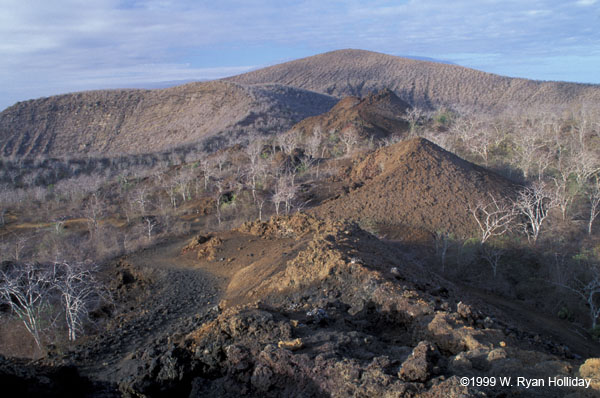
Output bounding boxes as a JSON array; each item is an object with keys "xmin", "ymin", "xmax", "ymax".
[
  {"xmin": 0, "ymin": 81, "xmax": 336, "ymax": 157},
  {"xmin": 289, "ymin": 88, "xmax": 410, "ymax": 140},
  {"xmin": 6, "ymin": 48, "xmax": 600, "ymax": 158},
  {"xmin": 228, "ymin": 49, "xmax": 600, "ymax": 112},
  {"xmin": 315, "ymin": 137, "xmax": 517, "ymax": 240}
]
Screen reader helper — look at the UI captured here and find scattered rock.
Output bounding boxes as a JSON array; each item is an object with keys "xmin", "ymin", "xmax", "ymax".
[
  {"xmin": 181, "ymin": 235, "xmax": 211, "ymax": 253},
  {"xmin": 482, "ymin": 316, "xmax": 494, "ymax": 329},
  {"xmin": 306, "ymin": 308, "xmax": 329, "ymax": 324},
  {"xmin": 580, "ymin": 358, "xmax": 600, "ymax": 390},
  {"xmin": 457, "ymin": 301, "xmax": 476, "ymax": 321},
  {"xmin": 251, "ymin": 363, "xmax": 274, "ymax": 392},
  {"xmin": 449, "ymin": 352, "xmax": 472, "ymax": 372},
  {"xmin": 398, "ymin": 341, "xmax": 442, "ymax": 382},
  {"xmin": 486, "ymin": 348, "xmax": 507, "ymax": 362},
  {"xmin": 194, "ymin": 237, "xmax": 223, "ymax": 261},
  {"xmin": 277, "ymin": 338, "xmax": 304, "ymax": 351}
]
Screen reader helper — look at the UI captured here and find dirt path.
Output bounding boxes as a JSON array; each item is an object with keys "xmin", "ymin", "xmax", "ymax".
[
  {"xmin": 461, "ymin": 284, "xmax": 600, "ymax": 358},
  {"xmin": 73, "ymin": 238, "xmax": 222, "ymax": 383}
]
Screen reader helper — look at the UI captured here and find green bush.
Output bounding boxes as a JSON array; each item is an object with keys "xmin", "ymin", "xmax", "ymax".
[{"xmin": 557, "ymin": 306, "xmax": 575, "ymax": 322}]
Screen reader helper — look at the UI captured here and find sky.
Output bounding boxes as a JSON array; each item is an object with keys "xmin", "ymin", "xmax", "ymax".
[{"xmin": 1, "ymin": 0, "xmax": 599, "ymax": 110}]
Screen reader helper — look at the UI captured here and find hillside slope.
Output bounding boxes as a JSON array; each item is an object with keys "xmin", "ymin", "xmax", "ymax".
[
  {"xmin": 228, "ymin": 49, "xmax": 600, "ymax": 112},
  {"xmin": 289, "ymin": 88, "xmax": 410, "ymax": 140},
  {"xmin": 0, "ymin": 81, "xmax": 336, "ymax": 157},
  {"xmin": 5, "ymin": 48, "xmax": 600, "ymax": 158},
  {"xmin": 315, "ymin": 137, "xmax": 517, "ymax": 240}
]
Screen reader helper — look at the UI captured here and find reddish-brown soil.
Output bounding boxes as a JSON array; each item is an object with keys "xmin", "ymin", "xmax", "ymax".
[
  {"xmin": 315, "ymin": 137, "xmax": 519, "ymax": 241},
  {"xmin": 289, "ymin": 89, "xmax": 410, "ymax": 140}
]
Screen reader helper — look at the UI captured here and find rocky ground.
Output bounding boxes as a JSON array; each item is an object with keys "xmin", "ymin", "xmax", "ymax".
[{"xmin": 2, "ymin": 214, "xmax": 598, "ymax": 397}]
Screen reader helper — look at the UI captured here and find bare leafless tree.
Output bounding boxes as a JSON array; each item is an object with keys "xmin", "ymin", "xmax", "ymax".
[
  {"xmin": 469, "ymin": 128, "xmax": 493, "ymax": 167},
  {"xmin": 84, "ymin": 193, "xmax": 104, "ymax": 237},
  {"xmin": 456, "ymin": 116, "xmax": 505, "ymax": 168},
  {"xmin": 199, "ymin": 159, "xmax": 215, "ymax": 190},
  {"xmin": 245, "ymin": 135, "xmax": 265, "ymax": 167},
  {"xmin": 481, "ymin": 244, "xmax": 504, "ymax": 278},
  {"xmin": 588, "ymin": 177, "xmax": 600, "ymax": 235},
  {"xmin": 514, "ymin": 182, "xmax": 556, "ymax": 243},
  {"xmin": 305, "ymin": 127, "xmax": 323, "ymax": 160},
  {"xmin": 8, "ymin": 232, "xmax": 32, "ymax": 262},
  {"xmin": 339, "ymin": 126, "xmax": 360, "ymax": 155},
  {"xmin": 144, "ymin": 217, "xmax": 157, "ymax": 241},
  {"xmin": 451, "ymin": 117, "xmax": 477, "ymax": 144},
  {"xmin": 55, "ymin": 261, "xmax": 104, "ymax": 341},
  {"xmin": 468, "ymin": 194, "xmax": 515, "ymax": 243},
  {"xmin": 406, "ymin": 107, "xmax": 424, "ymax": 137},
  {"xmin": 257, "ymin": 196, "xmax": 266, "ymax": 221},
  {"xmin": 272, "ymin": 188, "xmax": 283, "ymax": 216},
  {"xmin": 214, "ymin": 151, "xmax": 229, "ymax": 173},
  {"xmin": 245, "ymin": 158, "xmax": 267, "ymax": 204},
  {"xmin": 434, "ymin": 230, "xmax": 451, "ymax": 273},
  {"xmin": 278, "ymin": 130, "xmax": 300, "ymax": 156},
  {"xmin": 570, "ymin": 103, "xmax": 597, "ymax": 150},
  {"xmin": 557, "ymin": 264, "xmax": 600, "ymax": 329},
  {"xmin": 513, "ymin": 126, "xmax": 546, "ymax": 179},
  {"xmin": 305, "ymin": 127, "xmax": 324, "ymax": 177},
  {"xmin": 164, "ymin": 181, "xmax": 178, "ymax": 209},
  {"xmin": 175, "ymin": 170, "xmax": 193, "ymax": 202},
  {"xmin": 272, "ymin": 174, "xmax": 298, "ymax": 215},
  {"xmin": 214, "ymin": 179, "xmax": 227, "ymax": 225},
  {"xmin": 551, "ymin": 177, "xmax": 575, "ymax": 222},
  {"xmin": 0, "ymin": 263, "xmax": 55, "ymax": 348},
  {"xmin": 550, "ymin": 252, "xmax": 570, "ymax": 287},
  {"xmin": 133, "ymin": 187, "xmax": 149, "ymax": 216},
  {"xmin": 534, "ymin": 148, "xmax": 553, "ymax": 181},
  {"xmin": 573, "ymin": 150, "xmax": 600, "ymax": 187},
  {"xmin": 156, "ymin": 196, "xmax": 174, "ymax": 231},
  {"xmin": 550, "ymin": 144, "xmax": 581, "ymax": 221}
]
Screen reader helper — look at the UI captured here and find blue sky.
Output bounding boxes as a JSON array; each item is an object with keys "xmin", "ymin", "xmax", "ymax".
[{"xmin": 1, "ymin": 0, "xmax": 599, "ymax": 110}]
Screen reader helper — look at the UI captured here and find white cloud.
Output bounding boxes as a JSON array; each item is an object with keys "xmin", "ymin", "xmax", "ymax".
[{"xmin": 0, "ymin": 0, "xmax": 599, "ymax": 110}]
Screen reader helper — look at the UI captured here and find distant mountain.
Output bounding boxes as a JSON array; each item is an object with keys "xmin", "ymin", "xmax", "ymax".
[
  {"xmin": 0, "ymin": 81, "xmax": 336, "ymax": 157},
  {"xmin": 228, "ymin": 49, "xmax": 600, "ymax": 112},
  {"xmin": 3, "ymin": 48, "xmax": 600, "ymax": 158}
]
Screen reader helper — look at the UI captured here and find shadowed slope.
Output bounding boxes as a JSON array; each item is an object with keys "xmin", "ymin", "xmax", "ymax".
[
  {"xmin": 289, "ymin": 88, "xmax": 410, "ymax": 140},
  {"xmin": 0, "ymin": 81, "xmax": 336, "ymax": 157}
]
